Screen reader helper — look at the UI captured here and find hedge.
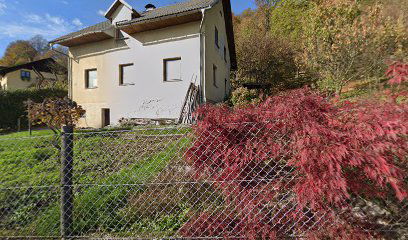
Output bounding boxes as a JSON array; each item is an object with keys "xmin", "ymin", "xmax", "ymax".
[{"xmin": 0, "ymin": 89, "xmax": 67, "ymax": 130}]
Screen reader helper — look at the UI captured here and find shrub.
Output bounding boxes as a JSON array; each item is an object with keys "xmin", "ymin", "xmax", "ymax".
[
  {"xmin": 230, "ymin": 87, "xmax": 261, "ymax": 107},
  {"xmin": 386, "ymin": 61, "xmax": 408, "ymax": 85},
  {"xmin": 234, "ymin": 33, "xmax": 308, "ymax": 92},
  {"xmin": 27, "ymin": 97, "xmax": 85, "ymax": 134},
  {"xmin": 183, "ymin": 87, "xmax": 408, "ymax": 239},
  {"xmin": 0, "ymin": 88, "xmax": 67, "ymax": 130}
]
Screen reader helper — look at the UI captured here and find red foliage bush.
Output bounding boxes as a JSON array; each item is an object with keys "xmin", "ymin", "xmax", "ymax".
[
  {"xmin": 386, "ymin": 61, "xmax": 408, "ymax": 85},
  {"xmin": 183, "ymin": 87, "xmax": 408, "ymax": 239}
]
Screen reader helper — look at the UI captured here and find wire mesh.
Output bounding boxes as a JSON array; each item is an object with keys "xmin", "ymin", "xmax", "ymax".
[{"xmin": 0, "ymin": 124, "xmax": 406, "ymax": 239}]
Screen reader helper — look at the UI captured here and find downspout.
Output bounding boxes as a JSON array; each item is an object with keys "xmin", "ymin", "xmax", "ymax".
[{"xmin": 199, "ymin": 6, "xmax": 211, "ymax": 104}]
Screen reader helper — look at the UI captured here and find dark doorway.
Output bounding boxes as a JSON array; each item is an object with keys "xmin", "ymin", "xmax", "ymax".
[{"xmin": 102, "ymin": 108, "xmax": 110, "ymax": 127}]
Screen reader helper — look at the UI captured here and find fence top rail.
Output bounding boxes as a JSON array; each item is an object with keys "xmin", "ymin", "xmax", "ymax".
[
  {"xmin": 70, "ymin": 125, "xmax": 192, "ymax": 135},
  {"xmin": 0, "ymin": 125, "xmax": 195, "ymax": 140}
]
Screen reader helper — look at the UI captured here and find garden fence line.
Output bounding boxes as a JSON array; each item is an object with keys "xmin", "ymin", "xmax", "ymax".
[{"xmin": 0, "ymin": 124, "xmax": 407, "ymax": 239}]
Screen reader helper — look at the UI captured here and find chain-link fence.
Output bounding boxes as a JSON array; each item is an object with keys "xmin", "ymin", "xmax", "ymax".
[{"xmin": 0, "ymin": 124, "xmax": 407, "ymax": 239}]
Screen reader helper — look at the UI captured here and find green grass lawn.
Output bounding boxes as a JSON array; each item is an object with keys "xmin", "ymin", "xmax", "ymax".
[
  {"xmin": 0, "ymin": 127, "xmax": 196, "ymax": 238},
  {"xmin": 0, "ymin": 129, "xmax": 55, "ymax": 139}
]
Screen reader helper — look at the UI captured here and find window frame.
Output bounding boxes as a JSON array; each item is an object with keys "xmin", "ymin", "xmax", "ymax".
[
  {"xmin": 163, "ymin": 57, "xmax": 182, "ymax": 82},
  {"xmin": 213, "ymin": 64, "xmax": 218, "ymax": 88},
  {"xmin": 85, "ymin": 68, "xmax": 98, "ymax": 89},
  {"xmin": 215, "ymin": 26, "xmax": 219, "ymax": 48},
  {"xmin": 119, "ymin": 63, "xmax": 134, "ymax": 86},
  {"xmin": 20, "ymin": 70, "xmax": 31, "ymax": 81}
]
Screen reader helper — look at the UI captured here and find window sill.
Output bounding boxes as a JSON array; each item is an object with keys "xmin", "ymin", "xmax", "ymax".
[
  {"xmin": 164, "ymin": 79, "xmax": 183, "ymax": 83},
  {"xmin": 86, "ymin": 87, "xmax": 98, "ymax": 89},
  {"xmin": 119, "ymin": 83, "xmax": 135, "ymax": 86}
]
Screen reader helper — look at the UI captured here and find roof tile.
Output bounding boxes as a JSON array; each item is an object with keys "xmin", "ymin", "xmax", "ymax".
[
  {"xmin": 118, "ymin": 0, "xmax": 216, "ymax": 25},
  {"xmin": 50, "ymin": 0, "xmax": 216, "ymax": 44}
]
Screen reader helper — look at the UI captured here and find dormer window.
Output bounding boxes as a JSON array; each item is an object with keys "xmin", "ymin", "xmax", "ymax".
[{"xmin": 105, "ymin": 0, "xmax": 140, "ymax": 24}]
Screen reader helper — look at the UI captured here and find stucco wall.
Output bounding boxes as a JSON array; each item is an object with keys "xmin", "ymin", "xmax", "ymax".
[
  {"xmin": 0, "ymin": 69, "xmax": 59, "ymax": 91},
  {"xmin": 70, "ymin": 21, "xmax": 202, "ymax": 128},
  {"xmin": 204, "ymin": 0, "xmax": 231, "ymax": 103},
  {"xmin": 111, "ymin": 4, "xmax": 133, "ymax": 24}
]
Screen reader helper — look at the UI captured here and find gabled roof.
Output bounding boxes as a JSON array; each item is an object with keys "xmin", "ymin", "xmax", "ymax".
[
  {"xmin": 118, "ymin": 0, "xmax": 215, "ymax": 25},
  {"xmin": 105, "ymin": 0, "xmax": 140, "ymax": 20},
  {"xmin": 50, "ymin": 0, "xmax": 215, "ymax": 47},
  {"xmin": 49, "ymin": 0, "xmax": 236, "ymax": 69},
  {"xmin": 50, "ymin": 21, "xmax": 115, "ymax": 47},
  {"xmin": 0, "ymin": 58, "xmax": 60, "ymax": 76}
]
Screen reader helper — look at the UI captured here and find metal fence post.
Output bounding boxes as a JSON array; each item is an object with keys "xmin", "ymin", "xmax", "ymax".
[{"xmin": 61, "ymin": 125, "xmax": 74, "ymax": 239}]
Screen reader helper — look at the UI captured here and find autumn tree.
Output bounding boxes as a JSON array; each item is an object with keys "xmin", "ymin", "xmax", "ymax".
[
  {"xmin": 235, "ymin": 34, "xmax": 303, "ymax": 91},
  {"xmin": 232, "ymin": 0, "xmax": 313, "ymax": 101},
  {"xmin": 0, "ymin": 40, "xmax": 38, "ymax": 67},
  {"xmin": 255, "ymin": 0, "xmax": 282, "ymax": 31},
  {"xmin": 302, "ymin": 0, "xmax": 408, "ymax": 95},
  {"xmin": 26, "ymin": 97, "xmax": 85, "ymax": 134}
]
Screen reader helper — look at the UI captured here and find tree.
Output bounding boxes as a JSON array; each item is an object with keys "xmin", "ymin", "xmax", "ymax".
[
  {"xmin": 234, "ymin": 33, "xmax": 306, "ymax": 93},
  {"xmin": 40, "ymin": 46, "xmax": 69, "ymax": 89},
  {"xmin": 302, "ymin": 0, "xmax": 408, "ymax": 95},
  {"xmin": 42, "ymin": 45, "xmax": 68, "ymax": 69},
  {"xmin": 255, "ymin": 0, "xmax": 281, "ymax": 31},
  {"xmin": 182, "ymin": 87, "xmax": 408, "ymax": 239},
  {"xmin": 0, "ymin": 34, "xmax": 68, "ymax": 89},
  {"xmin": 0, "ymin": 40, "xmax": 38, "ymax": 66},
  {"xmin": 26, "ymin": 97, "xmax": 85, "ymax": 134},
  {"xmin": 29, "ymin": 35, "xmax": 50, "ymax": 57},
  {"xmin": 268, "ymin": 0, "xmax": 312, "ymax": 41}
]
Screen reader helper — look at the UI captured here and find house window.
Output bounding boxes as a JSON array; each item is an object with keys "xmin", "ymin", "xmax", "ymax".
[
  {"xmin": 119, "ymin": 63, "xmax": 134, "ymax": 85},
  {"xmin": 85, "ymin": 69, "xmax": 97, "ymax": 89},
  {"xmin": 102, "ymin": 108, "xmax": 110, "ymax": 127},
  {"xmin": 163, "ymin": 57, "xmax": 182, "ymax": 82},
  {"xmin": 224, "ymin": 47, "xmax": 227, "ymax": 62},
  {"xmin": 213, "ymin": 65, "xmax": 218, "ymax": 88},
  {"xmin": 215, "ymin": 27, "xmax": 219, "ymax": 48},
  {"xmin": 21, "ymin": 70, "xmax": 31, "ymax": 81}
]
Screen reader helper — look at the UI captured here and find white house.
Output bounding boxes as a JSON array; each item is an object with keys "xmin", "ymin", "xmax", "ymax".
[{"xmin": 50, "ymin": 0, "xmax": 236, "ymax": 128}]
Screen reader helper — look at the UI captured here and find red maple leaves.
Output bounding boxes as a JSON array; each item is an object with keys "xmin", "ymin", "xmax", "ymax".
[
  {"xmin": 386, "ymin": 61, "xmax": 408, "ymax": 85},
  {"xmin": 183, "ymin": 87, "xmax": 408, "ymax": 239}
]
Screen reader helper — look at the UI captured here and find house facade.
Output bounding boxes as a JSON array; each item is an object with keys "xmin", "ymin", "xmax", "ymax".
[
  {"xmin": 0, "ymin": 58, "xmax": 63, "ymax": 91},
  {"xmin": 50, "ymin": 0, "xmax": 236, "ymax": 128}
]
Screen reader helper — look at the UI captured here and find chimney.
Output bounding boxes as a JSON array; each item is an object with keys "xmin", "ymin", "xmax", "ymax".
[{"xmin": 145, "ymin": 4, "xmax": 156, "ymax": 11}]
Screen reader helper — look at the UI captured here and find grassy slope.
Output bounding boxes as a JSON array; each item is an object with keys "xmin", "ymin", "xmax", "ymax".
[{"xmin": 0, "ymin": 129, "xmax": 192, "ymax": 237}]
